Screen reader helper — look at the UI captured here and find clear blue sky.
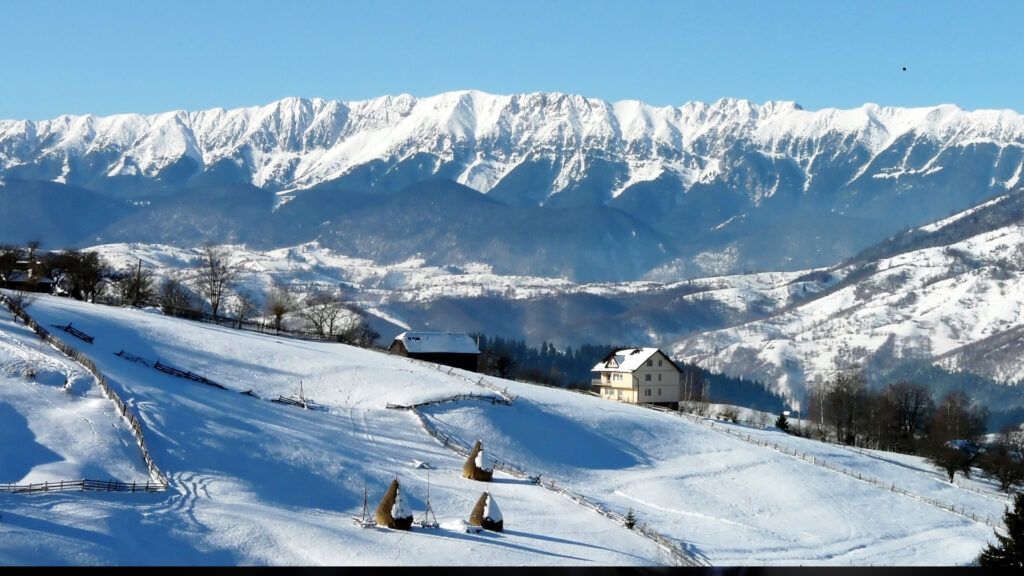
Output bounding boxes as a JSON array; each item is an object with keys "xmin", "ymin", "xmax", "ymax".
[{"xmin": 2, "ymin": 0, "xmax": 1022, "ymax": 120}]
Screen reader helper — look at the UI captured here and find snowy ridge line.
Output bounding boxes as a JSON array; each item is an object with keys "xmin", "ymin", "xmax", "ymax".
[
  {"xmin": 645, "ymin": 405, "xmax": 1002, "ymax": 528},
  {"xmin": 392, "ymin": 399, "xmax": 707, "ymax": 567},
  {"xmin": 0, "ymin": 295, "xmax": 169, "ymax": 490}
]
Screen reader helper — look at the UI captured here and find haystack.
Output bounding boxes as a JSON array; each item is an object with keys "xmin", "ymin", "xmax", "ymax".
[
  {"xmin": 461, "ymin": 439, "xmax": 493, "ymax": 481},
  {"xmin": 374, "ymin": 478, "xmax": 414, "ymax": 530},
  {"xmin": 468, "ymin": 491, "xmax": 504, "ymax": 532}
]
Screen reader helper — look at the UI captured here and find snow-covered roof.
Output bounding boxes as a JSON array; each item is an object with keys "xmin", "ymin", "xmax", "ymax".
[
  {"xmin": 591, "ymin": 347, "xmax": 667, "ymax": 373},
  {"xmin": 393, "ymin": 332, "xmax": 480, "ymax": 354},
  {"xmin": 5, "ymin": 270, "xmax": 54, "ymax": 284}
]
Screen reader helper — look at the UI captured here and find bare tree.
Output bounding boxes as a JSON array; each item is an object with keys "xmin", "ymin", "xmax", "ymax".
[
  {"xmin": 297, "ymin": 291, "xmax": 347, "ymax": 338},
  {"xmin": 265, "ymin": 285, "xmax": 296, "ymax": 332},
  {"xmin": 881, "ymin": 379, "xmax": 935, "ymax": 452},
  {"xmin": 159, "ymin": 274, "xmax": 196, "ymax": 315},
  {"xmin": 194, "ymin": 243, "xmax": 239, "ymax": 317},
  {"xmin": 231, "ymin": 288, "xmax": 260, "ymax": 328},
  {"xmin": 922, "ymin": 390, "xmax": 988, "ymax": 483},
  {"xmin": 4, "ymin": 288, "xmax": 39, "ymax": 321},
  {"xmin": 112, "ymin": 259, "xmax": 156, "ymax": 307},
  {"xmin": 340, "ymin": 317, "xmax": 380, "ymax": 348},
  {"xmin": 978, "ymin": 426, "xmax": 1024, "ymax": 492},
  {"xmin": 824, "ymin": 369, "xmax": 869, "ymax": 446}
]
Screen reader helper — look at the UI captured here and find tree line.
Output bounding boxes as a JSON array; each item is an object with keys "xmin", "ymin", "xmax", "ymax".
[
  {"xmin": 0, "ymin": 241, "xmax": 379, "ymax": 348},
  {"xmin": 794, "ymin": 368, "xmax": 1024, "ymax": 490}
]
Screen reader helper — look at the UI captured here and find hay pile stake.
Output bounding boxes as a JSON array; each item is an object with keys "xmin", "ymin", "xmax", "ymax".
[
  {"xmin": 352, "ymin": 484, "xmax": 375, "ymax": 528},
  {"xmin": 417, "ymin": 470, "xmax": 439, "ymax": 529}
]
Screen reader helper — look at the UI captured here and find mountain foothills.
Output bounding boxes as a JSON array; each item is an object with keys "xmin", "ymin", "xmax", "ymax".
[{"xmin": 4, "ymin": 91, "xmax": 1024, "ymax": 423}]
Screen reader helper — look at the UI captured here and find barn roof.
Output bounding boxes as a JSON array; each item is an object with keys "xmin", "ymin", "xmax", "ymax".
[
  {"xmin": 393, "ymin": 332, "xmax": 480, "ymax": 354},
  {"xmin": 591, "ymin": 347, "xmax": 677, "ymax": 373}
]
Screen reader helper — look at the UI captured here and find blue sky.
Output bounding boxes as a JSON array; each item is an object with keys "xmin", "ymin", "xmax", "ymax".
[{"xmin": 2, "ymin": 0, "xmax": 1022, "ymax": 120}]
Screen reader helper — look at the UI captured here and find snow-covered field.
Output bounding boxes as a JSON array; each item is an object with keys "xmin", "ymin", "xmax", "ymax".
[{"xmin": 0, "ymin": 292, "xmax": 1012, "ymax": 566}]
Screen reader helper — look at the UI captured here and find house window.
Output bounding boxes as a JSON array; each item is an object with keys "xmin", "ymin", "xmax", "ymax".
[
  {"xmin": 658, "ymin": 388, "xmax": 662, "ymax": 396},
  {"xmin": 645, "ymin": 389, "xmax": 651, "ymax": 397},
  {"xmin": 658, "ymin": 374, "xmax": 662, "ymax": 381},
  {"xmin": 645, "ymin": 374, "xmax": 651, "ymax": 382},
  {"xmin": 658, "ymin": 359, "xmax": 663, "ymax": 366},
  {"xmin": 647, "ymin": 360, "xmax": 653, "ymax": 367}
]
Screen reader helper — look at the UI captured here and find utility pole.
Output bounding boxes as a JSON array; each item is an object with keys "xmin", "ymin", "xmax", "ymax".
[{"xmin": 134, "ymin": 258, "xmax": 142, "ymax": 305}]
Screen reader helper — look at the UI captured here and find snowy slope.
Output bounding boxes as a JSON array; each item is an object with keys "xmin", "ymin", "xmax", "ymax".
[
  {"xmin": 0, "ymin": 293, "xmax": 1011, "ymax": 566},
  {"xmin": 672, "ymin": 193, "xmax": 1024, "ymax": 404}
]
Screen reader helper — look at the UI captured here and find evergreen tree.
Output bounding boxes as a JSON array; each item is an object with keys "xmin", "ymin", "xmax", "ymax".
[
  {"xmin": 977, "ymin": 491, "xmax": 1024, "ymax": 566},
  {"xmin": 775, "ymin": 412, "xmax": 790, "ymax": 433},
  {"xmin": 624, "ymin": 508, "xmax": 637, "ymax": 530}
]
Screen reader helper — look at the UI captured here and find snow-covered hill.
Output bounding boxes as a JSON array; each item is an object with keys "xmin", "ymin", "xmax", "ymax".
[
  {"xmin": 672, "ymin": 188, "xmax": 1024, "ymax": 411},
  {"xmin": 0, "ymin": 293, "xmax": 1010, "ymax": 566}
]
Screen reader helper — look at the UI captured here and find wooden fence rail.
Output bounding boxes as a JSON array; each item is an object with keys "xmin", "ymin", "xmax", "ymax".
[
  {"xmin": 114, "ymin": 349, "xmax": 225, "ymax": 390},
  {"xmin": 650, "ymin": 404, "xmax": 1005, "ymax": 528},
  {"xmin": 52, "ymin": 322, "xmax": 94, "ymax": 343},
  {"xmin": 1, "ymin": 479, "xmax": 166, "ymax": 494},
  {"xmin": 391, "ymin": 400, "xmax": 708, "ymax": 567},
  {"xmin": 2, "ymin": 295, "xmax": 169, "ymax": 492}
]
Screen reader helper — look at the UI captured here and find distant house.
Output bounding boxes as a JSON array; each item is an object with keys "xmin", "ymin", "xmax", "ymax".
[
  {"xmin": 591, "ymin": 347, "xmax": 682, "ymax": 408},
  {"xmin": 388, "ymin": 331, "xmax": 480, "ymax": 372},
  {"xmin": 2, "ymin": 264, "xmax": 55, "ymax": 294}
]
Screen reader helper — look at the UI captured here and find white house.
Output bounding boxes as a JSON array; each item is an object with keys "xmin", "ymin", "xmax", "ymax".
[{"xmin": 591, "ymin": 347, "xmax": 682, "ymax": 408}]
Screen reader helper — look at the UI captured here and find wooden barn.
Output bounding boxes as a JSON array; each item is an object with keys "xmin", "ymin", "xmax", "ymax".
[{"xmin": 388, "ymin": 331, "xmax": 480, "ymax": 372}]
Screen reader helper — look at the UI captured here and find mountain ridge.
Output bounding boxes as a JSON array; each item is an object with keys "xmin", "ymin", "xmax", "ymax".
[{"xmin": 4, "ymin": 90, "xmax": 1024, "ymax": 280}]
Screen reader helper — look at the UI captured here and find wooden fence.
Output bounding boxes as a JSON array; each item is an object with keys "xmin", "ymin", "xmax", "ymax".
[
  {"xmin": 0, "ymin": 294, "xmax": 169, "ymax": 493},
  {"xmin": 1, "ymin": 478, "xmax": 166, "ymax": 494},
  {"xmin": 388, "ymin": 395, "xmax": 709, "ymax": 567},
  {"xmin": 160, "ymin": 305, "xmax": 337, "ymax": 343},
  {"xmin": 643, "ymin": 404, "xmax": 1005, "ymax": 528},
  {"xmin": 113, "ymin": 349, "xmax": 226, "ymax": 390},
  {"xmin": 53, "ymin": 322, "xmax": 94, "ymax": 343}
]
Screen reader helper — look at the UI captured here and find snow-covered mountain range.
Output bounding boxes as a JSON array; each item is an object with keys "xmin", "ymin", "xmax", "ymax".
[
  {"xmin": 5, "ymin": 91, "xmax": 1024, "ymax": 420},
  {"xmin": 3, "ymin": 91, "xmax": 1024, "ymax": 280}
]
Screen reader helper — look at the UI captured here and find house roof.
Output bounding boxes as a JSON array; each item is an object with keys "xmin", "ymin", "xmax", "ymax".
[
  {"xmin": 591, "ymin": 347, "xmax": 675, "ymax": 373},
  {"xmin": 392, "ymin": 332, "xmax": 480, "ymax": 355},
  {"xmin": 6, "ymin": 270, "xmax": 54, "ymax": 284}
]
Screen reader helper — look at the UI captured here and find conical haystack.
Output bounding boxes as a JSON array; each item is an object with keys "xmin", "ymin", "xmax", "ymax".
[
  {"xmin": 461, "ymin": 439, "xmax": 493, "ymax": 481},
  {"xmin": 468, "ymin": 490, "xmax": 504, "ymax": 532},
  {"xmin": 374, "ymin": 478, "xmax": 414, "ymax": 530}
]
